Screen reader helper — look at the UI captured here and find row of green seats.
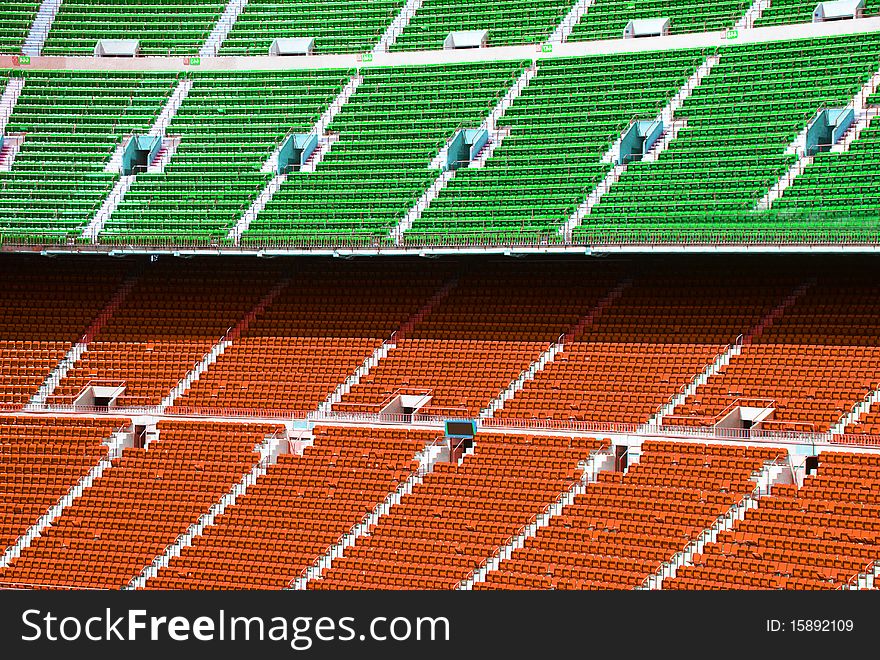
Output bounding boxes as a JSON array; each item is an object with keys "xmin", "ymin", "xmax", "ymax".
[
  {"xmin": 0, "ymin": 1, "xmax": 39, "ymax": 54},
  {"xmin": 755, "ymin": 0, "xmax": 879, "ymax": 28},
  {"xmin": 41, "ymin": 0, "xmax": 227, "ymax": 56},
  {"xmin": 0, "ymin": 70, "xmax": 180, "ymax": 239},
  {"xmin": 241, "ymin": 60, "xmax": 530, "ymax": 244},
  {"xmin": 102, "ymin": 69, "xmax": 354, "ymax": 242}
]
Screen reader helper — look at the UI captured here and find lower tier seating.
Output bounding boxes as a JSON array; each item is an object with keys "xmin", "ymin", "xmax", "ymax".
[
  {"xmin": 477, "ymin": 440, "xmax": 785, "ymax": 589},
  {"xmin": 666, "ymin": 450, "xmax": 880, "ymax": 590},
  {"xmin": 0, "ymin": 420, "xmax": 276, "ymax": 589},
  {"xmin": 310, "ymin": 433, "xmax": 608, "ymax": 590},
  {"xmin": 0, "ymin": 415, "xmax": 127, "ymax": 556},
  {"xmin": 145, "ymin": 426, "xmax": 438, "ymax": 590}
]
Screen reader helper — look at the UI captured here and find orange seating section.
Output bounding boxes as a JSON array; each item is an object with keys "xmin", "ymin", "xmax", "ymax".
[
  {"xmin": 51, "ymin": 261, "xmax": 281, "ymax": 407},
  {"xmin": 0, "ymin": 257, "xmax": 127, "ymax": 405},
  {"xmin": 0, "ymin": 415, "xmax": 128, "ymax": 553},
  {"xmin": 0, "ymin": 420, "xmax": 276, "ymax": 589},
  {"xmin": 144, "ymin": 425, "xmax": 438, "ymax": 590},
  {"xmin": 339, "ymin": 263, "xmax": 622, "ymax": 416},
  {"xmin": 673, "ymin": 273, "xmax": 880, "ymax": 432},
  {"xmin": 174, "ymin": 261, "xmax": 447, "ymax": 412},
  {"xmin": 309, "ymin": 433, "xmax": 608, "ymax": 590},
  {"xmin": 476, "ymin": 440, "xmax": 785, "ymax": 590},
  {"xmin": 667, "ymin": 451, "xmax": 880, "ymax": 590},
  {"xmin": 499, "ymin": 263, "xmax": 797, "ymax": 424}
]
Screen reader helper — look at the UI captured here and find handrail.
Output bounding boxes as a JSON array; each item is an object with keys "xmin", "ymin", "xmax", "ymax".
[{"xmin": 845, "ymin": 559, "xmax": 876, "ymax": 589}]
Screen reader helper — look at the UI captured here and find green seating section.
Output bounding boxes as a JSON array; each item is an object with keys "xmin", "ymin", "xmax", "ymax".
[
  {"xmin": 390, "ymin": 0, "xmax": 573, "ymax": 51},
  {"xmin": 755, "ymin": 0, "xmax": 880, "ymax": 28},
  {"xmin": 567, "ymin": 0, "xmax": 749, "ymax": 42},
  {"xmin": 41, "ymin": 0, "xmax": 227, "ymax": 56},
  {"xmin": 0, "ymin": 2, "xmax": 39, "ymax": 54},
  {"xmin": 406, "ymin": 49, "xmax": 708, "ymax": 242},
  {"xmin": 576, "ymin": 33, "xmax": 880, "ymax": 242},
  {"xmin": 0, "ymin": 70, "xmax": 178, "ymax": 241},
  {"xmin": 241, "ymin": 60, "xmax": 528, "ymax": 244},
  {"xmin": 101, "ymin": 69, "xmax": 352, "ymax": 242},
  {"xmin": 219, "ymin": 0, "xmax": 405, "ymax": 55},
  {"xmin": 770, "ymin": 91, "xmax": 880, "ymax": 225}
]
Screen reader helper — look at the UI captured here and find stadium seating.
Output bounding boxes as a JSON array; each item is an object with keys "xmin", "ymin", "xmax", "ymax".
[
  {"xmin": 101, "ymin": 70, "xmax": 352, "ymax": 243},
  {"xmin": 41, "ymin": 0, "xmax": 226, "ymax": 56},
  {"xmin": 567, "ymin": 0, "xmax": 749, "ymax": 42},
  {"xmin": 0, "ymin": 420, "xmax": 276, "ymax": 589},
  {"xmin": 477, "ymin": 440, "xmax": 785, "ymax": 589},
  {"xmin": 406, "ymin": 49, "xmax": 709, "ymax": 242},
  {"xmin": 0, "ymin": 70, "xmax": 179, "ymax": 241},
  {"xmin": 390, "ymin": 0, "xmax": 573, "ymax": 51},
  {"xmin": 311, "ymin": 433, "xmax": 608, "ymax": 590},
  {"xmin": 50, "ymin": 259, "xmax": 281, "ymax": 408},
  {"xmin": 0, "ymin": 415, "xmax": 127, "ymax": 556},
  {"xmin": 337, "ymin": 260, "xmax": 623, "ymax": 416},
  {"xmin": 670, "ymin": 266, "xmax": 880, "ymax": 432},
  {"xmin": 146, "ymin": 426, "xmax": 438, "ymax": 589},
  {"xmin": 497, "ymin": 260, "xmax": 803, "ymax": 424},
  {"xmin": 0, "ymin": 256, "xmax": 127, "ymax": 406},
  {"xmin": 220, "ymin": 0, "xmax": 404, "ymax": 55},
  {"xmin": 0, "ymin": 1, "xmax": 39, "ymax": 53},
  {"xmin": 755, "ymin": 0, "xmax": 880, "ymax": 28},
  {"xmin": 172, "ymin": 260, "xmax": 448, "ymax": 413},
  {"xmin": 242, "ymin": 61, "xmax": 529, "ymax": 244},
  {"xmin": 578, "ymin": 33, "xmax": 880, "ymax": 243},
  {"xmin": 666, "ymin": 451, "xmax": 880, "ymax": 590}
]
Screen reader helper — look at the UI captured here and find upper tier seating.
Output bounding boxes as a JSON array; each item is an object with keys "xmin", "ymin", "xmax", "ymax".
[
  {"xmin": 390, "ymin": 0, "xmax": 573, "ymax": 51},
  {"xmin": 755, "ymin": 0, "xmax": 880, "ymax": 28},
  {"xmin": 0, "ymin": 256, "xmax": 127, "ymax": 406},
  {"xmin": 0, "ymin": 420, "xmax": 277, "ymax": 589},
  {"xmin": 41, "ymin": 0, "xmax": 226, "ymax": 56},
  {"xmin": 670, "ymin": 266, "xmax": 880, "ymax": 433},
  {"xmin": 50, "ymin": 259, "xmax": 281, "ymax": 407},
  {"xmin": 567, "ymin": 0, "xmax": 749, "ymax": 42},
  {"xmin": 220, "ymin": 0, "xmax": 405, "ymax": 55},
  {"xmin": 172, "ymin": 260, "xmax": 448, "ymax": 413},
  {"xmin": 666, "ymin": 450, "xmax": 880, "ymax": 590},
  {"xmin": 477, "ymin": 440, "xmax": 785, "ymax": 589},
  {"xmin": 0, "ymin": 70, "xmax": 179, "ymax": 240},
  {"xmin": 242, "ymin": 61, "xmax": 529, "ymax": 243},
  {"xmin": 145, "ymin": 426, "xmax": 438, "ymax": 589},
  {"xmin": 579, "ymin": 34, "xmax": 880, "ymax": 242},
  {"xmin": 0, "ymin": 1, "xmax": 39, "ymax": 53},
  {"xmin": 407, "ymin": 49, "xmax": 709, "ymax": 241},
  {"xmin": 102, "ymin": 70, "xmax": 352, "ymax": 243},
  {"xmin": 0, "ymin": 415, "xmax": 128, "ymax": 558},
  {"xmin": 311, "ymin": 433, "xmax": 608, "ymax": 590}
]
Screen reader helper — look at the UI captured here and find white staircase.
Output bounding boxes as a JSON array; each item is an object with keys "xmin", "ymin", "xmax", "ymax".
[
  {"xmin": 844, "ymin": 561, "xmax": 879, "ymax": 590},
  {"xmin": 291, "ymin": 439, "xmax": 444, "ymax": 590},
  {"xmin": 374, "ymin": 0, "xmax": 424, "ymax": 52},
  {"xmin": 0, "ymin": 428, "xmax": 128, "ymax": 569},
  {"xmin": 561, "ymin": 56, "xmax": 719, "ymax": 239},
  {"xmin": 639, "ymin": 458, "xmax": 788, "ymax": 590},
  {"xmin": 146, "ymin": 136, "xmax": 182, "ymax": 174},
  {"xmin": 0, "ymin": 78, "xmax": 25, "ymax": 135},
  {"xmin": 160, "ymin": 277, "xmax": 290, "ymax": 409},
  {"xmin": 469, "ymin": 128, "xmax": 511, "ymax": 168},
  {"xmin": 229, "ymin": 75, "xmax": 362, "ymax": 243},
  {"xmin": 647, "ymin": 338, "xmax": 744, "ymax": 428},
  {"xmin": 125, "ymin": 431, "xmax": 285, "ymax": 590},
  {"xmin": 22, "ymin": 0, "xmax": 63, "ymax": 56},
  {"xmin": 458, "ymin": 448, "xmax": 614, "ymax": 589},
  {"xmin": 758, "ymin": 69, "xmax": 880, "ymax": 210},
  {"xmin": 199, "ymin": 0, "xmax": 248, "ymax": 57},
  {"xmin": 830, "ymin": 388, "xmax": 880, "ymax": 435},
  {"xmin": 0, "ymin": 133, "xmax": 25, "ymax": 172},
  {"xmin": 81, "ymin": 175, "xmax": 136, "ymax": 242},
  {"xmin": 734, "ymin": 0, "xmax": 771, "ymax": 30},
  {"xmin": 481, "ymin": 340, "xmax": 564, "ymax": 418},
  {"xmin": 391, "ymin": 65, "xmax": 537, "ymax": 244},
  {"xmin": 150, "ymin": 79, "xmax": 194, "ymax": 137},
  {"xmin": 746, "ymin": 279, "xmax": 815, "ymax": 341},
  {"xmin": 547, "ymin": 0, "xmax": 596, "ymax": 44}
]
